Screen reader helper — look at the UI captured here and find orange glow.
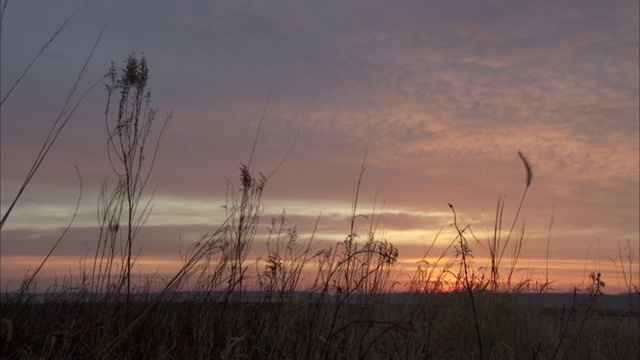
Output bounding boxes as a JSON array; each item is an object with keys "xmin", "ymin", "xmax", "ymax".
[{"xmin": 2, "ymin": 250, "xmax": 633, "ymax": 294}]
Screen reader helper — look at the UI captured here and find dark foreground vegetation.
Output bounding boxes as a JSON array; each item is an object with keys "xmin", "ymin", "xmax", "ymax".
[
  {"xmin": 1, "ymin": 8, "xmax": 638, "ymax": 358},
  {"xmin": 1, "ymin": 290, "xmax": 638, "ymax": 359}
]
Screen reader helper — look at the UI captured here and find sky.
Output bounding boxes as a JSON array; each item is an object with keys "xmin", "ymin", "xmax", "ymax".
[{"xmin": 1, "ymin": 0, "xmax": 638, "ymax": 293}]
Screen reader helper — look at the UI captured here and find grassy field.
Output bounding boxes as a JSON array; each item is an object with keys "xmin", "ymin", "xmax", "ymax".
[
  {"xmin": 1, "ymin": 153, "xmax": 638, "ymax": 358},
  {"xmin": 1, "ymin": 290, "xmax": 638, "ymax": 359},
  {"xmin": 1, "ymin": 49, "xmax": 638, "ymax": 359}
]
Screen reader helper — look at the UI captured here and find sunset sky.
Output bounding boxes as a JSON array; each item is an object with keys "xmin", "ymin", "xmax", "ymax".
[{"xmin": 1, "ymin": 1, "xmax": 638, "ymax": 293}]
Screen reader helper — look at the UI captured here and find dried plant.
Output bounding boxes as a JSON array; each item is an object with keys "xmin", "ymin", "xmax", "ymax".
[{"xmin": 99, "ymin": 54, "xmax": 172, "ymax": 303}]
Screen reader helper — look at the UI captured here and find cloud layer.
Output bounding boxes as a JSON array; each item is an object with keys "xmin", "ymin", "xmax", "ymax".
[{"xmin": 1, "ymin": 1, "xmax": 638, "ymax": 292}]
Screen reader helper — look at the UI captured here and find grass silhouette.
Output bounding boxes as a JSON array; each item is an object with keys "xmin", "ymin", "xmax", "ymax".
[{"xmin": 0, "ymin": 6, "xmax": 638, "ymax": 358}]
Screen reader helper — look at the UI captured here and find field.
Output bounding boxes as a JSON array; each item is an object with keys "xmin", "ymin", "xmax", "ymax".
[
  {"xmin": 1, "ymin": 150, "xmax": 638, "ymax": 358},
  {"xmin": 1, "ymin": 38, "xmax": 638, "ymax": 359},
  {"xmin": 1, "ymin": 290, "xmax": 638, "ymax": 359}
]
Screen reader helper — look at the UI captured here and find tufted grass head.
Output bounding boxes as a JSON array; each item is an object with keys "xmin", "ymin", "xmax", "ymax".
[{"xmin": 518, "ymin": 151, "xmax": 533, "ymax": 188}]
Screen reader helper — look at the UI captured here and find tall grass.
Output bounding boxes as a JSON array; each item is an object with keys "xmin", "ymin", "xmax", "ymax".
[
  {"xmin": 0, "ymin": 5, "xmax": 106, "ymax": 230},
  {"xmin": 98, "ymin": 54, "xmax": 172, "ymax": 305},
  {"xmin": 1, "ymin": 9, "xmax": 638, "ymax": 357},
  {"xmin": 2, "ymin": 133, "xmax": 637, "ymax": 358}
]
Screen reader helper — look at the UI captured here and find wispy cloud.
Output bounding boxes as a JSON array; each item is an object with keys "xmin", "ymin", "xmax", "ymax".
[{"xmin": 1, "ymin": 0, "xmax": 637, "ymax": 292}]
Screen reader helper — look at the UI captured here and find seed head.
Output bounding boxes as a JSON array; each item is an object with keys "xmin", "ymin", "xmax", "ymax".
[{"xmin": 518, "ymin": 151, "xmax": 533, "ymax": 187}]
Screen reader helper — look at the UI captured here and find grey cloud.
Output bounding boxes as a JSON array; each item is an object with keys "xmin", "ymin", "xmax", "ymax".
[{"xmin": 1, "ymin": 1, "xmax": 637, "ymax": 290}]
